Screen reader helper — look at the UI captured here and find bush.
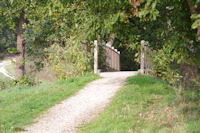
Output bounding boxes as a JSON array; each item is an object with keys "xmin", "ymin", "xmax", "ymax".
[
  {"xmin": 152, "ymin": 45, "xmax": 182, "ymax": 85},
  {"xmin": 0, "ymin": 77, "xmax": 39, "ymax": 90},
  {"xmin": 0, "ymin": 81, "xmax": 6, "ymax": 90},
  {"xmin": 15, "ymin": 76, "xmax": 38, "ymax": 86},
  {"xmin": 0, "ymin": 80, "xmax": 16, "ymax": 90},
  {"xmin": 45, "ymin": 38, "xmax": 92, "ymax": 79}
]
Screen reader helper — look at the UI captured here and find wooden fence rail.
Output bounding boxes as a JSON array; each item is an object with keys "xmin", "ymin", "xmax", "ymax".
[
  {"xmin": 103, "ymin": 43, "xmax": 120, "ymax": 72},
  {"xmin": 94, "ymin": 40, "xmax": 120, "ymax": 73}
]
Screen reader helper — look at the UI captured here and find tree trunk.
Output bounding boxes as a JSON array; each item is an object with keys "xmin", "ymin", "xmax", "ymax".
[
  {"xmin": 198, "ymin": 26, "xmax": 200, "ymax": 41},
  {"xmin": 106, "ymin": 33, "xmax": 115, "ymax": 46},
  {"xmin": 187, "ymin": 0, "xmax": 200, "ymax": 42},
  {"xmin": 15, "ymin": 12, "xmax": 25, "ymax": 80}
]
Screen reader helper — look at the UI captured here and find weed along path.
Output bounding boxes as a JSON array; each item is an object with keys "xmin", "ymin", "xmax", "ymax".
[
  {"xmin": 23, "ymin": 71, "xmax": 138, "ymax": 133},
  {"xmin": 0, "ymin": 58, "xmax": 15, "ymax": 80}
]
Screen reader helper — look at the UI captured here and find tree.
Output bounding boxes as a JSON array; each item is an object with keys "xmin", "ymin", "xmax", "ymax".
[
  {"xmin": 132, "ymin": 0, "xmax": 200, "ymax": 85},
  {"xmin": 0, "ymin": 0, "xmax": 49, "ymax": 80},
  {"xmin": 0, "ymin": 1, "xmax": 27, "ymax": 80},
  {"xmin": 65, "ymin": 0, "xmax": 200, "ymax": 84},
  {"xmin": 187, "ymin": 0, "xmax": 200, "ymax": 41},
  {"xmin": 1, "ymin": 0, "xmax": 199, "ymax": 83},
  {"xmin": 15, "ymin": 11, "xmax": 25, "ymax": 79}
]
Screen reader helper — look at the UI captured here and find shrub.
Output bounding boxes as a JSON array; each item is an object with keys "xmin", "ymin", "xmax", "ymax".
[
  {"xmin": 45, "ymin": 38, "xmax": 92, "ymax": 79},
  {"xmin": 0, "ymin": 77, "xmax": 39, "ymax": 90},
  {"xmin": 15, "ymin": 76, "xmax": 38, "ymax": 86},
  {"xmin": 152, "ymin": 45, "xmax": 183, "ymax": 85},
  {"xmin": 0, "ymin": 81, "xmax": 6, "ymax": 90},
  {"xmin": 0, "ymin": 80, "xmax": 16, "ymax": 90}
]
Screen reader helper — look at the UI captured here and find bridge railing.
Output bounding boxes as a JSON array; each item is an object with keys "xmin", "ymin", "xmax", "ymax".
[
  {"xmin": 103, "ymin": 43, "xmax": 120, "ymax": 72},
  {"xmin": 94, "ymin": 40, "xmax": 120, "ymax": 73}
]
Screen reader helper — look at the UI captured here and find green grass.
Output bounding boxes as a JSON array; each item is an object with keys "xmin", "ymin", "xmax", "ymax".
[
  {"xmin": 0, "ymin": 73, "xmax": 11, "ymax": 90},
  {"xmin": 0, "ymin": 73, "xmax": 10, "ymax": 82},
  {"xmin": 5, "ymin": 62, "xmax": 15, "ymax": 76},
  {"xmin": 80, "ymin": 74, "xmax": 200, "ymax": 133},
  {"xmin": 0, "ymin": 74, "xmax": 99, "ymax": 133}
]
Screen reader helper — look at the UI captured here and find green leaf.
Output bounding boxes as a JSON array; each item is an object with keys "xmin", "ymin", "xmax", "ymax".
[
  {"xmin": 8, "ymin": 48, "xmax": 19, "ymax": 54},
  {"xmin": 192, "ymin": 19, "xmax": 200, "ymax": 29},
  {"xmin": 191, "ymin": 14, "xmax": 200, "ymax": 20},
  {"xmin": 10, "ymin": 0, "xmax": 14, "ymax": 4}
]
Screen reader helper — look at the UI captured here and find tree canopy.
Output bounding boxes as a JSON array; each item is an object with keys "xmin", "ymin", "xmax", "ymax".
[{"xmin": 0, "ymin": 0, "xmax": 199, "ymax": 84}]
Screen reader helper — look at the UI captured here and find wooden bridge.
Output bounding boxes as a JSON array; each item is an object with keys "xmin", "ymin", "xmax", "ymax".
[{"xmin": 94, "ymin": 40, "xmax": 152, "ymax": 74}]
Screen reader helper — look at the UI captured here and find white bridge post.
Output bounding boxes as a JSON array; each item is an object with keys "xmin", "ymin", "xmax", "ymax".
[
  {"xmin": 94, "ymin": 40, "xmax": 98, "ymax": 74},
  {"xmin": 140, "ymin": 40, "xmax": 145, "ymax": 74}
]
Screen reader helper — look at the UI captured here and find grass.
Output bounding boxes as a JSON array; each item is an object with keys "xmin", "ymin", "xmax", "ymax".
[
  {"xmin": 5, "ymin": 62, "xmax": 15, "ymax": 76},
  {"xmin": 80, "ymin": 74, "xmax": 200, "ymax": 133},
  {"xmin": 0, "ymin": 73, "xmax": 10, "ymax": 82},
  {"xmin": 0, "ymin": 74, "xmax": 99, "ymax": 133}
]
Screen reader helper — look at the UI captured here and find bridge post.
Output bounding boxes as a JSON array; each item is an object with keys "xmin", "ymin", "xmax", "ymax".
[
  {"xmin": 140, "ymin": 40, "xmax": 145, "ymax": 74},
  {"xmin": 140, "ymin": 40, "xmax": 149, "ymax": 74},
  {"xmin": 94, "ymin": 40, "xmax": 99, "ymax": 74},
  {"xmin": 118, "ymin": 51, "xmax": 120, "ymax": 71}
]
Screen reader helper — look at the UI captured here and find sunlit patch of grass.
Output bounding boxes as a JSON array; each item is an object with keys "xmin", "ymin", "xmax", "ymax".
[
  {"xmin": 5, "ymin": 62, "xmax": 15, "ymax": 76},
  {"xmin": 80, "ymin": 74, "xmax": 200, "ymax": 133},
  {"xmin": 0, "ymin": 73, "xmax": 10, "ymax": 82},
  {"xmin": 0, "ymin": 74, "xmax": 99, "ymax": 133}
]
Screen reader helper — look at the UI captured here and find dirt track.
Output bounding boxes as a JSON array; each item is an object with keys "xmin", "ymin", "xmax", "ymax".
[{"xmin": 23, "ymin": 71, "xmax": 138, "ymax": 133}]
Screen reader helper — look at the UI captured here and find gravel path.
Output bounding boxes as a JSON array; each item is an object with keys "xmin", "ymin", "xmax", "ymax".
[
  {"xmin": 23, "ymin": 71, "xmax": 138, "ymax": 133},
  {"xmin": 0, "ymin": 58, "xmax": 15, "ymax": 80}
]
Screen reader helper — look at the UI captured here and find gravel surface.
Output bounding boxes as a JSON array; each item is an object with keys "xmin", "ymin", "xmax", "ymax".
[{"xmin": 23, "ymin": 71, "xmax": 138, "ymax": 133}]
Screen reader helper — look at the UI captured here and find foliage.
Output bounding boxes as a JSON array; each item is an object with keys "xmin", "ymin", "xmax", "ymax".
[
  {"xmin": 0, "ymin": 77, "xmax": 37, "ymax": 90},
  {"xmin": 0, "ymin": 25, "xmax": 16, "ymax": 52},
  {"xmin": 0, "ymin": 62, "xmax": 39, "ymax": 89},
  {"xmin": 0, "ymin": 73, "xmax": 14, "ymax": 90},
  {"xmin": 66, "ymin": 0, "xmax": 199, "ymax": 84},
  {"xmin": 22, "ymin": 0, "xmax": 95, "ymax": 78},
  {"xmin": 136, "ymin": 0, "xmax": 200, "ymax": 84},
  {"xmin": 191, "ymin": 14, "xmax": 200, "ymax": 29},
  {"xmin": 152, "ymin": 44, "xmax": 183, "ymax": 85},
  {"xmin": 0, "ymin": 74, "xmax": 99, "ymax": 132},
  {"xmin": 45, "ymin": 41, "xmax": 92, "ymax": 79},
  {"xmin": 15, "ymin": 76, "xmax": 38, "ymax": 86},
  {"xmin": 0, "ymin": 0, "xmax": 199, "ymax": 82},
  {"xmin": 0, "ymin": 81, "xmax": 6, "ymax": 90}
]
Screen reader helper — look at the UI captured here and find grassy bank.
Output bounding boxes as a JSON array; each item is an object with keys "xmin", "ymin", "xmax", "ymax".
[
  {"xmin": 0, "ymin": 74, "xmax": 99, "ymax": 133},
  {"xmin": 5, "ymin": 63, "xmax": 15, "ymax": 77},
  {"xmin": 0, "ymin": 73, "xmax": 10, "ymax": 82},
  {"xmin": 80, "ymin": 75, "xmax": 200, "ymax": 133}
]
